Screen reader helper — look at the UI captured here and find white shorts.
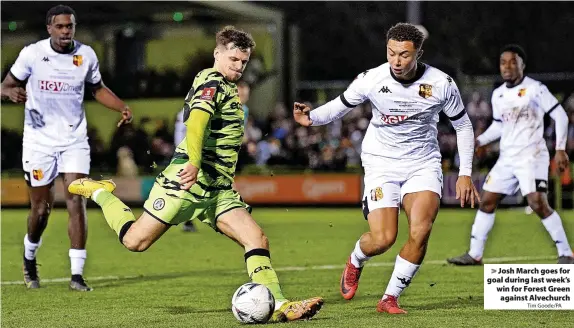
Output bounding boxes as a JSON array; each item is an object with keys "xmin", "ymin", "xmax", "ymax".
[
  {"xmin": 482, "ymin": 156, "xmax": 549, "ymax": 196},
  {"xmin": 361, "ymin": 154, "xmax": 443, "ymax": 218},
  {"xmin": 22, "ymin": 146, "xmax": 90, "ymax": 187}
]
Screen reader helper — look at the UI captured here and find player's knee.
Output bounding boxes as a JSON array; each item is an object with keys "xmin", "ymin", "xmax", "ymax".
[
  {"xmin": 122, "ymin": 235, "xmax": 150, "ymax": 252},
  {"xmin": 479, "ymin": 200, "xmax": 497, "ymax": 213},
  {"xmin": 528, "ymin": 201, "xmax": 552, "ymax": 218},
  {"xmin": 408, "ymin": 223, "xmax": 433, "ymax": 247},
  {"xmin": 371, "ymin": 231, "xmax": 396, "ymax": 254},
  {"xmin": 243, "ymin": 230, "xmax": 268, "ymax": 250},
  {"xmin": 31, "ymin": 201, "xmax": 51, "ymax": 220}
]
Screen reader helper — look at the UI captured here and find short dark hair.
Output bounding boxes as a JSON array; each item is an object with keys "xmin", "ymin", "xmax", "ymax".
[
  {"xmin": 46, "ymin": 5, "xmax": 76, "ymax": 25},
  {"xmin": 386, "ymin": 23, "xmax": 425, "ymax": 50},
  {"xmin": 216, "ymin": 26, "xmax": 256, "ymax": 51},
  {"xmin": 500, "ymin": 44, "xmax": 527, "ymax": 63}
]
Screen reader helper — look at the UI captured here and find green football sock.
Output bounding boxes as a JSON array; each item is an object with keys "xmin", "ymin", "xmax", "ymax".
[
  {"xmin": 245, "ymin": 249, "xmax": 288, "ymax": 303},
  {"xmin": 93, "ymin": 190, "xmax": 135, "ymax": 238}
]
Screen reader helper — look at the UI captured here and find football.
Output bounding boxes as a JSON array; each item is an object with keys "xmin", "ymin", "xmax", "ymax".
[{"xmin": 231, "ymin": 283, "xmax": 275, "ymax": 324}]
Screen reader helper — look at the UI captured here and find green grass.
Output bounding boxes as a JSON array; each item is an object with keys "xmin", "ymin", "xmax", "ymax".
[{"xmin": 2, "ymin": 208, "xmax": 573, "ymax": 327}]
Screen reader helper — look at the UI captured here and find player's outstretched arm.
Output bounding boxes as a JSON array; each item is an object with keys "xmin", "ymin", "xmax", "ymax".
[
  {"xmin": 90, "ymin": 82, "xmax": 133, "ymax": 127},
  {"xmin": 475, "ymin": 120, "xmax": 502, "ymax": 148},
  {"xmin": 293, "ymin": 97, "xmax": 354, "ymax": 127},
  {"xmin": 0, "ymin": 72, "xmax": 27, "ymax": 103}
]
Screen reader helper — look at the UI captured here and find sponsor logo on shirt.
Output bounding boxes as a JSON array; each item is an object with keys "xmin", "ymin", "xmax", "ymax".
[
  {"xmin": 38, "ymin": 80, "xmax": 83, "ymax": 93},
  {"xmin": 380, "ymin": 114, "xmax": 408, "ymax": 124}
]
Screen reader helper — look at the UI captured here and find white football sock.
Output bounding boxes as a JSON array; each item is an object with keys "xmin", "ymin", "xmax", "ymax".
[
  {"xmin": 468, "ymin": 210, "xmax": 495, "ymax": 260},
  {"xmin": 24, "ymin": 234, "xmax": 42, "ymax": 260},
  {"xmin": 69, "ymin": 249, "xmax": 87, "ymax": 275},
  {"xmin": 350, "ymin": 240, "xmax": 371, "ymax": 268},
  {"xmin": 383, "ymin": 255, "xmax": 420, "ymax": 299},
  {"xmin": 541, "ymin": 211, "xmax": 573, "ymax": 257}
]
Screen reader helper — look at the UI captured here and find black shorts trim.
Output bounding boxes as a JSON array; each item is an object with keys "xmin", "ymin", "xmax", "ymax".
[
  {"xmin": 143, "ymin": 208, "xmax": 175, "ymax": 226},
  {"xmin": 535, "ymin": 179, "xmax": 548, "ymax": 193},
  {"xmin": 361, "ymin": 196, "xmax": 369, "ymax": 220}
]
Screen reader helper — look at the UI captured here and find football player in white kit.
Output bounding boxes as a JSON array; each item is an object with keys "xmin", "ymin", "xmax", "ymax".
[
  {"xmin": 294, "ymin": 23, "xmax": 480, "ymax": 314},
  {"xmin": 0, "ymin": 5, "xmax": 133, "ymax": 290},
  {"xmin": 448, "ymin": 45, "xmax": 574, "ymax": 265}
]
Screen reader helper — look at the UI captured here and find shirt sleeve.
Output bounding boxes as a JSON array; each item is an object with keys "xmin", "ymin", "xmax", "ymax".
[
  {"xmin": 340, "ymin": 70, "xmax": 371, "ymax": 108},
  {"xmin": 536, "ymin": 83, "xmax": 561, "ymax": 114},
  {"xmin": 490, "ymin": 92, "xmax": 503, "ymax": 122},
  {"xmin": 441, "ymin": 78, "xmax": 466, "ymax": 121},
  {"xmin": 183, "ymin": 78, "xmax": 221, "ymax": 124},
  {"xmin": 85, "ymin": 48, "xmax": 102, "ymax": 85},
  {"xmin": 10, "ymin": 45, "xmax": 34, "ymax": 81}
]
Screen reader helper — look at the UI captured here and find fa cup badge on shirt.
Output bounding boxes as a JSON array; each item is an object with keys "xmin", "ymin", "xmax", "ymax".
[
  {"xmin": 419, "ymin": 84, "xmax": 433, "ymax": 98},
  {"xmin": 73, "ymin": 55, "xmax": 83, "ymax": 67}
]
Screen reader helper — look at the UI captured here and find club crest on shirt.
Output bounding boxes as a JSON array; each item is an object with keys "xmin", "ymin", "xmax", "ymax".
[
  {"xmin": 370, "ymin": 186, "xmax": 383, "ymax": 201},
  {"xmin": 32, "ymin": 169, "xmax": 44, "ymax": 180},
  {"xmin": 73, "ymin": 55, "xmax": 83, "ymax": 67},
  {"xmin": 419, "ymin": 84, "xmax": 433, "ymax": 98},
  {"xmin": 518, "ymin": 88, "xmax": 526, "ymax": 97},
  {"xmin": 153, "ymin": 198, "xmax": 165, "ymax": 211}
]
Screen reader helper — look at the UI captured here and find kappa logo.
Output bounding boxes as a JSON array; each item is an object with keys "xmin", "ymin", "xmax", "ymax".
[
  {"xmin": 379, "ymin": 86, "xmax": 391, "ymax": 93},
  {"xmin": 153, "ymin": 198, "xmax": 165, "ymax": 211},
  {"xmin": 42, "ymin": 57, "xmax": 50, "ymax": 62},
  {"xmin": 398, "ymin": 277, "xmax": 412, "ymax": 287}
]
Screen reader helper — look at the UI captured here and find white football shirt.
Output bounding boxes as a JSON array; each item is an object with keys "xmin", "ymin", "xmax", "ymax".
[
  {"xmin": 491, "ymin": 76, "xmax": 560, "ymax": 159},
  {"xmin": 10, "ymin": 38, "xmax": 101, "ymax": 151},
  {"xmin": 342, "ymin": 63, "xmax": 465, "ymax": 164}
]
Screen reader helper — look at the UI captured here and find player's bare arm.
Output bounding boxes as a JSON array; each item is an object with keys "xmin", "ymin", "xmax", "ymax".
[
  {"xmin": 90, "ymin": 82, "xmax": 132, "ymax": 127},
  {"xmin": 1, "ymin": 72, "xmax": 27, "ymax": 103}
]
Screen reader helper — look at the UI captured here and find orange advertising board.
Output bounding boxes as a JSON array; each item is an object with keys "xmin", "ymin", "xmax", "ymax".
[
  {"xmin": 1, "ymin": 179, "xmax": 30, "ymax": 205},
  {"xmin": 234, "ymin": 174, "xmax": 362, "ymax": 204}
]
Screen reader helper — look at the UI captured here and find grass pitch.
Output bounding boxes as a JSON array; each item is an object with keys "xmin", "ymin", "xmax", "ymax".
[{"xmin": 2, "ymin": 207, "xmax": 573, "ymax": 327}]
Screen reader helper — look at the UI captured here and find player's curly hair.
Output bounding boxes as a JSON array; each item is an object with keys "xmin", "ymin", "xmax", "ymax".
[
  {"xmin": 46, "ymin": 5, "xmax": 77, "ymax": 25},
  {"xmin": 216, "ymin": 26, "xmax": 256, "ymax": 51},
  {"xmin": 386, "ymin": 23, "xmax": 425, "ymax": 50},
  {"xmin": 501, "ymin": 44, "xmax": 527, "ymax": 63}
]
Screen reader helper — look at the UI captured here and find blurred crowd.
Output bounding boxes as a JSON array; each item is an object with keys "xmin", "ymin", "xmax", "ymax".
[{"xmin": 2, "ymin": 91, "xmax": 574, "ymax": 176}]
